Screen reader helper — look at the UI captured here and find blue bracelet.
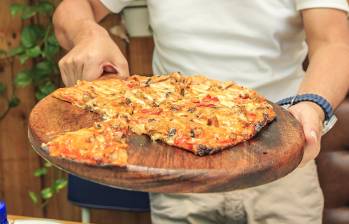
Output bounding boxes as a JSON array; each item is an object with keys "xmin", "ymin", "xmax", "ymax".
[{"xmin": 276, "ymin": 93, "xmax": 334, "ymax": 121}]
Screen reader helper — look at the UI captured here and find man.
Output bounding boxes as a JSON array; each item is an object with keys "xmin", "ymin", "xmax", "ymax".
[{"xmin": 53, "ymin": 0, "xmax": 349, "ymax": 223}]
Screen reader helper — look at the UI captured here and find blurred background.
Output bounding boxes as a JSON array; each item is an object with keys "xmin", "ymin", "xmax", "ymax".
[{"xmin": 0, "ymin": 1, "xmax": 348, "ymax": 224}]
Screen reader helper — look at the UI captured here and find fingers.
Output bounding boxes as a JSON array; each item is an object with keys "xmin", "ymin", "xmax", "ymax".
[
  {"xmin": 59, "ymin": 53, "xmax": 103, "ymax": 86},
  {"xmin": 58, "ymin": 36, "xmax": 130, "ymax": 86},
  {"xmin": 298, "ymin": 116, "xmax": 321, "ymax": 167},
  {"xmin": 59, "ymin": 63, "xmax": 70, "ymax": 86},
  {"xmin": 59, "ymin": 55, "xmax": 84, "ymax": 86},
  {"xmin": 59, "ymin": 57, "xmax": 130, "ymax": 86},
  {"xmin": 59, "ymin": 58, "xmax": 74, "ymax": 86},
  {"xmin": 288, "ymin": 103, "xmax": 323, "ymax": 167},
  {"xmin": 82, "ymin": 61, "xmax": 104, "ymax": 82}
]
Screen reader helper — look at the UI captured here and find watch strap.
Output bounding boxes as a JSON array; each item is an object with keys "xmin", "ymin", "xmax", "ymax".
[
  {"xmin": 277, "ymin": 93, "xmax": 337, "ymax": 135},
  {"xmin": 277, "ymin": 93, "xmax": 334, "ymax": 121}
]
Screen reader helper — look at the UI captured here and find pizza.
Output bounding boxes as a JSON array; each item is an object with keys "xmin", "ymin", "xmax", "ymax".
[
  {"xmin": 44, "ymin": 72, "xmax": 276, "ymax": 166},
  {"xmin": 42, "ymin": 119, "xmax": 129, "ymax": 166}
]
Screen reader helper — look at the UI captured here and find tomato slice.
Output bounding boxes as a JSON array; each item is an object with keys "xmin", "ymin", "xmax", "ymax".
[
  {"xmin": 203, "ymin": 94, "xmax": 219, "ymax": 102},
  {"xmin": 195, "ymin": 94, "xmax": 220, "ymax": 107},
  {"xmin": 127, "ymin": 82, "xmax": 137, "ymax": 88},
  {"xmin": 196, "ymin": 102, "xmax": 216, "ymax": 107},
  {"xmin": 140, "ymin": 108, "xmax": 163, "ymax": 115},
  {"xmin": 218, "ymin": 139, "xmax": 235, "ymax": 145},
  {"xmin": 247, "ymin": 112, "xmax": 257, "ymax": 119},
  {"xmin": 174, "ymin": 136, "xmax": 193, "ymax": 150}
]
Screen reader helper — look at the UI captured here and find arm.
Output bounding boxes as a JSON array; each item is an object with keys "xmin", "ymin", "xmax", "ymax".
[
  {"xmin": 300, "ymin": 8, "xmax": 349, "ymax": 109},
  {"xmin": 53, "ymin": 0, "xmax": 129, "ymax": 86},
  {"xmin": 289, "ymin": 8, "xmax": 349, "ymax": 166},
  {"xmin": 53, "ymin": 0, "xmax": 110, "ymax": 50}
]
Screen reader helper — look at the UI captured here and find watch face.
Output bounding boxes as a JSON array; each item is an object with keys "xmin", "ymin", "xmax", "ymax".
[{"xmin": 322, "ymin": 115, "xmax": 338, "ymax": 135}]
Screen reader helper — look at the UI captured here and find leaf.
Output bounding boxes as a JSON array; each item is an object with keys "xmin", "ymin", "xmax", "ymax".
[
  {"xmin": 10, "ymin": 3, "xmax": 24, "ymax": 16},
  {"xmin": 35, "ymin": 91, "xmax": 46, "ymax": 100},
  {"xmin": 8, "ymin": 96, "xmax": 20, "ymax": 107},
  {"xmin": 26, "ymin": 46, "xmax": 41, "ymax": 57},
  {"xmin": 47, "ymin": 34, "xmax": 59, "ymax": 46},
  {"xmin": 33, "ymin": 61, "xmax": 53, "ymax": 82},
  {"xmin": 41, "ymin": 187, "xmax": 53, "ymax": 200},
  {"xmin": 35, "ymin": 60, "xmax": 53, "ymax": 75},
  {"xmin": 53, "ymin": 178, "xmax": 67, "ymax": 191},
  {"xmin": 35, "ymin": 1, "xmax": 54, "ymax": 14},
  {"xmin": 21, "ymin": 25, "xmax": 44, "ymax": 48},
  {"xmin": 39, "ymin": 82, "xmax": 56, "ymax": 94},
  {"xmin": 21, "ymin": 6, "xmax": 36, "ymax": 19},
  {"xmin": 43, "ymin": 44, "xmax": 59, "ymax": 59},
  {"xmin": 35, "ymin": 81, "xmax": 56, "ymax": 100},
  {"xmin": 43, "ymin": 34, "xmax": 60, "ymax": 58},
  {"xmin": 15, "ymin": 70, "xmax": 32, "ymax": 87},
  {"xmin": 34, "ymin": 167, "xmax": 48, "ymax": 177},
  {"xmin": 18, "ymin": 53, "xmax": 29, "ymax": 64},
  {"xmin": 28, "ymin": 192, "xmax": 38, "ymax": 204},
  {"xmin": 44, "ymin": 161, "xmax": 52, "ymax": 167},
  {"xmin": 0, "ymin": 83, "xmax": 5, "ymax": 95},
  {"xmin": 0, "ymin": 49, "xmax": 7, "ymax": 57},
  {"xmin": 8, "ymin": 46, "xmax": 24, "ymax": 57}
]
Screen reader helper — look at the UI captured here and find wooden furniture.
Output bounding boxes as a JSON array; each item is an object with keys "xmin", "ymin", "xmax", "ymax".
[{"xmin": 28, "ymin": 89, "xmax": 305, "ymax": 193}]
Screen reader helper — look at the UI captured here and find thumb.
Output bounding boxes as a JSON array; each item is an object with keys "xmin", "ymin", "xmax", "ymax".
[
  {"xmin": 298, "ymin": 114, "xmax": 321, "ymax": 167},
  {"xmin": 101, "ymin": 62, "xmax": 129, "ymax": 80},
  {"xmin": 300, "ymin": 112, "xmax": 321, "ymax": 146},
  {"xmin": 107, "ymin": 57, "xmax": 129, "ymax": 79},
  {"xmin": 305, "ymin": 129, "xmax": 318, "ymax": 146}
]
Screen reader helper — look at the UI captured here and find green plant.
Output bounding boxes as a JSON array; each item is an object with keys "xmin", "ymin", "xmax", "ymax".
[
  {"xmin": 9, "ymin": 1, "xmax": 60, "ymax": 99},
  {"xmin": 0, "ymin": 0, "xmax": 67, "ymax": 205},
  {"xmin": 29, "ymin": 161, "xmax": 68, "ymax": 207}
]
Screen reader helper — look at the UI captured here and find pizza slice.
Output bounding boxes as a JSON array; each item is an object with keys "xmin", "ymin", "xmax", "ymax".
[
  {"xmin": 130, "ymin": 112, "xmax": 243, "ymax": 155},
  {"xmin": 129, "ymin": 106, "xmax": 252, "ymax": 156},
  {"xmin": 42, "ymin": 119, "xmax": 129, "ymax": 166},
  {"xmin": 53, "ymin": 78, "xmax": 130, "ymax": 120}
]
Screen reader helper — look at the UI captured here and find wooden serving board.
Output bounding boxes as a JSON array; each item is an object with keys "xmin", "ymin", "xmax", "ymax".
[{"xmin": 28, "ymin": 94, "xmax": 305, "ymax": 193}]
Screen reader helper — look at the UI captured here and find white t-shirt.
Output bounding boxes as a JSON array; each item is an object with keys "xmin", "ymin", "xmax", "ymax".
[{"xmin": 101, "ymin": 0, "xmax": 348, "ymax": 102}]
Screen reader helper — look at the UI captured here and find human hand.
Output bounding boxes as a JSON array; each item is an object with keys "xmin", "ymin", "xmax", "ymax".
[
  {"xmin": 58, "ymin": 22, "xmax": 129, "ymax": 86},
  {"xmin": 288, "ymin": 101, "xmax": 325, "ymax": 167}
]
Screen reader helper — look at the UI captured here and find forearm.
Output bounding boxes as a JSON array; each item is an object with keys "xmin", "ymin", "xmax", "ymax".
[
  {"xmin": 53, "ymin": 0, "xmax": 109, "ymax": 50},
  {"xmin": 299, "ymin": 42, "xmax": 349, "ymax": 110}
]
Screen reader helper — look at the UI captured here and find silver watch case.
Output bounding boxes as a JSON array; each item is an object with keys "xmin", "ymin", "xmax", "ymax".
[{"xmin": 322, "ymin": 115, "xmax": 338, "ymax": 135}]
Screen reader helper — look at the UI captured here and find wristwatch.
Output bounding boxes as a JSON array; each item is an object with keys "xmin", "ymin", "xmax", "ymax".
[{"xmin": 277, "ymin": 94, "xmax": 337, "ymax": 135}]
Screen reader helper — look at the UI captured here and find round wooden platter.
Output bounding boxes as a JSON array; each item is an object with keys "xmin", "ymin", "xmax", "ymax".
[{"xmin": 28, "ymin": 94, "xmax": 305, "ymax": 193}]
